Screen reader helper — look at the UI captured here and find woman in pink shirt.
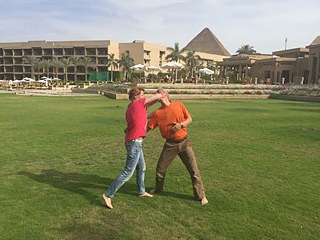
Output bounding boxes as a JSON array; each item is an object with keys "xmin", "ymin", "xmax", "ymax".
[{"xmin": 102, "ymin": 87, "xmax": 162, "ymax": 209}]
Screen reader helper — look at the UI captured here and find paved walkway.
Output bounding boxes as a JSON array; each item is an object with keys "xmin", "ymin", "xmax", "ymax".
[{"xmin": 0, "ymin": 89, "xmax": 97, "ymax": 96}]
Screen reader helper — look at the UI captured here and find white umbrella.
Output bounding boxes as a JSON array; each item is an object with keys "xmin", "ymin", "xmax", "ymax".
[
  {"xmin": 199, "ymin": 68, "xmax": 215, "ymax": 82},
  {"xmin": 23, "ymin": 77, "xmax": 35, "ymax": 81},
  {"xmin": 37, "ymin": 80, "xmax": 47, "ymax": 83},
  {"xmin": 162, "ymin": 61, "xmax": 183, "ymax": 69},
  {"xmin": 130, "ymin": 64, "xmax": 145, "ymax": 71},
  {"xmin": 199, "ymin": 68, "xmax": 214, "ymax": 75},
  {"xmin": 162, "ymin": 61, "xmax": 183, "ymax": 82},
  {"xmin": 129, "ymin": 64, "xmax": 145, "ymax": 82},
  {"xmin": 146, "ymin": 66, "xmax": 161, "ymax": 71}
]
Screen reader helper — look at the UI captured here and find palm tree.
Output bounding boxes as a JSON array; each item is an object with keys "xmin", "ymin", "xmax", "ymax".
[
  {"xmin": 207, "ymin": 60, "xmax": 215, "ymax": 70},
  {"xmin": 107, "ymin": 53, "xmax": 118, "ymax": 81},
  {"xmin": 118, "ymin": 52, "xmax": 134, "ymax": 81},
  {"xmin": 81, "ymin": 57, "xmax": 96, "ymax": 81},
  {"xmin": 165, "ymin": 43, "xmax": 186, "ymax": 82},
  {"xmin": 51, "ymin": 58, "xmax": 62, "ymax": 79},
  {"xmin": 70, "ymin": 56, "xmax": 83, "ymax": 81},
  {"xmin": 165, "ymin": 42, "xmax": 185, "ymax": 62},
  {"xmin": 33, "ymin": 59, "xmax": 43, "ymax": 80},
  {"xmin": 185, "ymin": 50, "xmax": 200, "ymax": 79},
  {"xmin": 23, "ymin": 55, "xmax": 40, "ymax": 79},
  {"xmin": 236, "ymin": 44, "xmax": 257, "ymax": 54},
  {"xmin": 40, "ymin": 59, "xmax": 52, "ymax": 78},
  {"xmin": 60, "ymin": 58, "xmax": 74, "ymax": 84}
]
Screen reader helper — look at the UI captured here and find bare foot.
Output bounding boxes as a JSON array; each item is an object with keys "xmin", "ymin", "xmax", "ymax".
[
  {"xmin": 201, "ymin": 197, "xmax": 208, "ymax": 206},
  {"xmin": 102, "ymin": 194, "xmax": 113, "ymax": 209},
  {"xmin": 139, "ymin": 192, "xmax": 153, "ymax": 197}
]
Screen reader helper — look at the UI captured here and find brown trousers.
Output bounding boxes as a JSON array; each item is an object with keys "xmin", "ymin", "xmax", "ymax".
[{"xmin": 154, "ymin": 138, "xmax": 206, "ymax": 200}]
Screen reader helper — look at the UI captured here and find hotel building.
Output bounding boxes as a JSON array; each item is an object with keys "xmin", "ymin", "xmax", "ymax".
[{"xmin": 0, "ymin": 28, "xmax": 319, "ymax": 84}]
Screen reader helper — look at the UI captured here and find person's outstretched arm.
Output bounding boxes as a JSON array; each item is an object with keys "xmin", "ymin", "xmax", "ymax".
[{"xmin": 145, "ymin": 93, "xmax": 163, "ymax": 108}]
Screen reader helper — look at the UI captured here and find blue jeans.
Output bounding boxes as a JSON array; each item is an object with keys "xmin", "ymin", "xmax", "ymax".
[{"xmin": 105, "ymin": 139, "xmax": 146, "ymax": 198}]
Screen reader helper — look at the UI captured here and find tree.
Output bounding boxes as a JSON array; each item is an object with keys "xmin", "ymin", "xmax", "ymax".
[
  {"xmin": 40, "ymin": 59, "xmax": 52, "ymax": 78},
  {"xmin": 23, "ymin": 55, "xmax": 40, "ymax": 79},
  {"xmin": 185, "ymin": 50, "xmax": 200, "ymax": 79},
  {"xmin": 81, "ymin": 57, "xmax": 96, "ymax": 81},
  {"xmin": 107, "ymin": 53, "xmax": 118, "ymax": 81},
  {"xmin": 236, "ymin": 44, "xmax": 257, "ymax": 54},
  {"xmin": 51, "ymin": 58, "xmax": 62, "ymax": 79},
  {"xmin": 118, "ymin": 52, "xmax": 134, "ymax": 81},
  {"xmin": 60, "ymin": 58, "xmax": 74, "ymax": 84},
  {"xmin": 165, "ymin": 42, "xmax": 185, "ymax": 62},
  {"xmin": 33, "ymin": 59, "xmax": 43, "ymax": 80},
  {"xmin": 165, "ymin": 43, "xmax": 186, "ymax": 82},
  {"xmin": 70, "ymin": 56, "xmax": 83, "ymax": 81}
]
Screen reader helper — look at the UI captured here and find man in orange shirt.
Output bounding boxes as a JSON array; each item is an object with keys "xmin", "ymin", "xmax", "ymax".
[{"xmin": 147, "ymin": 89, "xmax": 208, "ymax": 206}]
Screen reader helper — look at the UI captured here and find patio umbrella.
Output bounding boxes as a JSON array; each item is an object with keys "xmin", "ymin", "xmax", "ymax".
[
  {"xmin": 199, "ymin": 68, "xmax": 215, "ymax": 82},
  {"xmin": 130, "ymin": 64, "xmax": 145, "ymax": 71},
  {"xmin": 13, "ymin": 80, "xmax": 21, "ymax": 83},
  {"xmin": 23, "ymin": 77, "xmax": 35, "ymax": 81},
  {"xmin": 199, "ymin": 68, "xmax": 214, "ymax": 75},
  {"xmin": 146, "ymin": 66, "xmax": 161, "ymax": 71},
  {"xmin": 145, "ymin": 66, "xmax": 161, "ymax": 83},
  {"xmin": 37, "ymin": 80, "xmax": 47, "ymax": 83},
  {"xmin": 162, "ymin": 61, "xmax": 183, "ymax": 82},
  {"xmin": 162, "ymin": 61, "xmax": 183, "ymax": 69},
  {"xmin": 130, "ymin": 64, "xmax": 145, "ymax": 82}
]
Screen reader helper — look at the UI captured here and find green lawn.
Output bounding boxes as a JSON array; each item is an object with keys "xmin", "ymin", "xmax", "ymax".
[{"xmin": 0, "ymin": 94, "xmax": 319, "ymax": 240}]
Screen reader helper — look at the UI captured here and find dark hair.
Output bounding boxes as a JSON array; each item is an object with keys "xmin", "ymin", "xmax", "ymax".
[{"xmin": 128, "ymin": 87, "xmax": 144, "ymax": 100}]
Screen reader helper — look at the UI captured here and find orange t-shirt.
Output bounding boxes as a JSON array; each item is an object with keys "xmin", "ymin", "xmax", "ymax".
[{"xmin": 148, "ymin": 102, "xmax": 189, "ymax": 141}]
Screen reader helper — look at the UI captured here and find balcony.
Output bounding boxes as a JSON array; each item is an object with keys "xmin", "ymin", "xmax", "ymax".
[
  {"xmin": 4, "ymin": 49, "xmax": 13, "ymax": 56},
  {"xmin": 86, "ymin": 48, "xmax": 97, "ymax": 56},
  {"xmin": 64, "ymin": 48, "xmax": 74, "ymax": 55},
  {"xmin": 97, "ymin": 48, "xmax": 107, "ymax": 55},
  {"xmin": 13, "ymin": 49, "xmax": 23, "ymax": 56},
  {"xmin": 53, "ymin": 48, "xmax": 63, "ymax": 56},
  {"xmin": 43, "ymin": 49, "xmax": 53, "ymax": 56}
]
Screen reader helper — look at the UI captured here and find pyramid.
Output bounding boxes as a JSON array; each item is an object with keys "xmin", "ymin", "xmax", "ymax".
[
  {"xmin": 309, "ymin": 36, "xmax": 320, "ymax": 46},
  {"xmin": 183, "ymin": 27, "xmax": 230, "ymax": 56}
]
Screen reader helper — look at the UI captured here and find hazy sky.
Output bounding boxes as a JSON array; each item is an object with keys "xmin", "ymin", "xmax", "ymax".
[{"xmin": 1, "ymin": 0, "xmax": 319, "ymax": 54}]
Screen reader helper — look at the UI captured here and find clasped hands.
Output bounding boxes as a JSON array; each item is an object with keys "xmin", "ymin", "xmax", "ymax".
[{"xmin": 171, "ymin": 121, "xmax": 182, "ymax": 133}]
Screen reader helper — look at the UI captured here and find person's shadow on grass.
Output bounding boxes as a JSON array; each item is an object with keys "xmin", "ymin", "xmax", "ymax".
[
  {"xmin": 18, "ymin": 169, "xmax": 127, "ymax": 206},
  {"xmin": 18, "ymin": 169, "xmax": 194, "ymax": 205}
]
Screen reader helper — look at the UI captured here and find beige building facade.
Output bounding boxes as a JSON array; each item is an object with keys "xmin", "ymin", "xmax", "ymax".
[
  {"xmin": 217, "ymin": 54, "xmax": 271, "ymax": 83},
  {"xmin": 0, "ymin": 29, "xmax": 319, "ymax": 84},
  {"xmin": 217, "ymin": 47, "xmax": 313, "ymax": 85},
  {"xmin": 0, "ymin": 40, "xmax": 119, "ymax": 81},
  {"xmin": 119, "ymin": 40, "xmax": 167, "ymax": 68},
  {"xmin": 308, "ymin": 36, "xmax": 320, "ymax": 84}
]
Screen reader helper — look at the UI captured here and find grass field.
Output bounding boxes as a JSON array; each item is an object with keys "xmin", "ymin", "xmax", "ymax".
[{"xmin": 0, "ymin": 93, "xmax": 319, "ymax": 240}]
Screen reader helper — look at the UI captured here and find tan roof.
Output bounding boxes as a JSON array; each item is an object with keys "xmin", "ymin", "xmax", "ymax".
[
  {"xmin": 183, "ymin": 27, "xmax": 230, "ymax": 56},
  {"xmin": 310, "ymin": 36, "xmax": 320, "ymax": 46}
]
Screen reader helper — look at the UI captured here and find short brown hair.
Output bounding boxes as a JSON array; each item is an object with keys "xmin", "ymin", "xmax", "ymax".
[{"xmin": 128, "ymin": 87, "xmax": 144, "ymax": 100}]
